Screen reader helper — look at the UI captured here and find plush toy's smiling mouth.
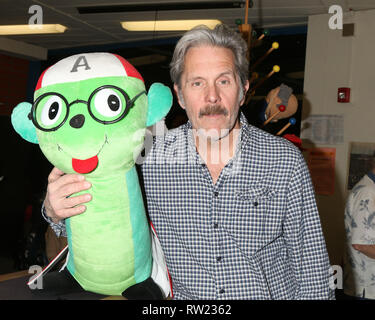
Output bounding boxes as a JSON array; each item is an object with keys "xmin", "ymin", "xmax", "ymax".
[
  {"xmin": 58, "ymin": 135, "xmax": 108, "ymax": 174},
  {"xmin": 72, "ymin": 155, "xmax": 98, "ymax": 174}
]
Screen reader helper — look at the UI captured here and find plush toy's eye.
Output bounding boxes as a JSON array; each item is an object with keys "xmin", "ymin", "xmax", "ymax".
[
  {"xmin": 93, "ymin": 88, "xmax": 123, "ymax": 118},
  {"xmin": 40, "ymin": 95, "xmax": 64, "ymax": 126}
]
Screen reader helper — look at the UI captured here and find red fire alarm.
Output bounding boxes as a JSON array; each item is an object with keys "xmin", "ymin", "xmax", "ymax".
[{"xmin": 338, "ymin": 87, "xmax": 350, "ymax": 103}]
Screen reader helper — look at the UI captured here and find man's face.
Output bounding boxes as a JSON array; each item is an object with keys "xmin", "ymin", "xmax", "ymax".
[{"xmin": 174, "ymin": 45, "xmax": 249, "ymax": 139}]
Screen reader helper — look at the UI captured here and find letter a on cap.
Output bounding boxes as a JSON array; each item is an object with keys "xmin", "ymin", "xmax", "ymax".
[
  {"xmin": 70, "ymin": 55, "xmax": 91, "ymax": 73},
  {"xmin": 35, "ymin": 53, "xmax": 144, "ymax": 90}
]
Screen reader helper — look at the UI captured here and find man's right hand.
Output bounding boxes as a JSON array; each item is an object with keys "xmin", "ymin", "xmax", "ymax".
[{"xmin": 44, "ymin": 167, "xmax": 92, "ymax": 223}]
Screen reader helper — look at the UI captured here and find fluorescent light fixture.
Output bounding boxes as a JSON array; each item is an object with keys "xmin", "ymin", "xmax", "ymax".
[
  {"xmin": 0, "ymin": 24, "xmax": 67, "ymax": 35},
  {"xmin": 121, "ymin": 20, "xmax": 221, "ymax": 31}
]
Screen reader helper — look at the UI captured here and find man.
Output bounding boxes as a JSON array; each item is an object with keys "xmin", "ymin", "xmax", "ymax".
[
  {"xmin": 343, "ymin": 163, "xmax": 375, "ymax": 299},
  {"xmin": 43, "ymin": 24, "xmax": 333, "ymax": 299}
]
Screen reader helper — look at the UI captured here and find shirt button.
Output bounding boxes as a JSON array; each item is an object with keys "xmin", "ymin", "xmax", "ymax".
[
  {"xmin": 219, "ymin": 289, "xmax": 225, "ymax": 294},
  {"xmin": 214, "ymin": 192, "xmax": 219, "ymax": 197},
  {"xmin": 213, "ymin": 223, "xmax": 218, "ymax": 229},
  {"xmin": 253, "ymin": 201, "xmax": 258, "ymax": 207},
  {"xmin": 216, "ymin": 256, "xmax": 222, "ymax": 262}
]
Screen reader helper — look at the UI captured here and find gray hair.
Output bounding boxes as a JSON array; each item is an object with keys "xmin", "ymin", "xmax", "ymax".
[{"xmin": 170, "ymin": 24, "xmax": 249, "ymax": 89}]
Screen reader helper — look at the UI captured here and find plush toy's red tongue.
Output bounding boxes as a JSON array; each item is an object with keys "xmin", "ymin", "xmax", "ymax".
[{"xmin": 72, "ymin": 156, "xmax": 98, "ymax": 174}]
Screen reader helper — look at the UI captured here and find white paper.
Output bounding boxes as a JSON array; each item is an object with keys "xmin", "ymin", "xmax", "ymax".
[{"xmin": 301, "ymin": 114, "xmax": 344, "ymax": 145}]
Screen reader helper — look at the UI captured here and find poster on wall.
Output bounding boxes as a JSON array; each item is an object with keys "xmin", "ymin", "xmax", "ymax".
[
  {"xmin": 306, "ymin": 148, "xmax": 336, "ymax": 195},
  {"xmin": 347, "ymin": 142, "xmax": 375, "ymax": 190},
  {"xmin": 301, "ymin": 115, "xmax": 343, "ymax": 145}
]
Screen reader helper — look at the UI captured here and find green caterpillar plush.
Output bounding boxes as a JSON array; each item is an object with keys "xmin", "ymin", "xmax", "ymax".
[{"xmin": 11, "ymin": 52, "xmax": 172, "ymax": 298}]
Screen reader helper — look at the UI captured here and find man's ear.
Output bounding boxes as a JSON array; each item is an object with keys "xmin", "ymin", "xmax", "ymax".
[
  {"xmin": 11, "ymin": 102, "xmax": 38, "ymax": 144},
  {"xmin": 239, "ymin": 80, "xmax": 250, "ymax": 106},
  {"xmin": 146, "ymin": 83, "xmax": 173, "ymax": 127},
  {"xmin": 173, "ymin": 84, "xmax": 185, "ymax": 110}
]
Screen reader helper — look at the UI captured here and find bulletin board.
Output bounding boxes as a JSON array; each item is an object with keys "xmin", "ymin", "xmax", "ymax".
[{"xmin": 306, "ymin": 148, "xmax": 336, "ymax": 195}]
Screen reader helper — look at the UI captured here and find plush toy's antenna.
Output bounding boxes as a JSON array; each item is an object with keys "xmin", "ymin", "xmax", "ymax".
[{"xmin": 146, "ymin": 83, "xmax": 173, "ymax": 127}]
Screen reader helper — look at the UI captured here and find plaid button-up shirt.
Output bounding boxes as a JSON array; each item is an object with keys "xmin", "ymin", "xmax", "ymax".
[
  {"xmin": 141, "ymin": 113, "xmax": 333, "ymax": 300},
  {"xmin": 46, "ymin": 113, "xmax": 334, "ymax": 300}
]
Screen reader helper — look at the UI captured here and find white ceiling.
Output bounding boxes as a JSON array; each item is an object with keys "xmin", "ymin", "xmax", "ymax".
[{"xmin": 1, "ymin": 0, "xmax": 375, "ymax": 55}]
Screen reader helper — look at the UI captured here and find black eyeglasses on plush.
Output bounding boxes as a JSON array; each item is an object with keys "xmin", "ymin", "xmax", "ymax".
[{"xmin": 31, "ymin": 85, "xmax": 146, "ymax": 132}]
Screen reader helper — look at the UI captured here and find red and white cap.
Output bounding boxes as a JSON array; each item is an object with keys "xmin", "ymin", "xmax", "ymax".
[{"xmin": 35, "ymin": 52, "xmax": 143, "ymax": 91}]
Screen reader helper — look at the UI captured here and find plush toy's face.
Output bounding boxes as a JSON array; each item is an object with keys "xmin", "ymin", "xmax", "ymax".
[
  {"xmin": 33, "ymin": 76, "xmax": 147, "ymax": 176},
  {"xmin": 11, "ymin": 53, "xmax": 172, "ymax": 175}
]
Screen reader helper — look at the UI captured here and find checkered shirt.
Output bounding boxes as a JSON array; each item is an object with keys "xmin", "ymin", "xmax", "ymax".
[
  {"xmin": 44, "ymin": 113, "xmax": 334, "ymax": 300},
  {"xmin": 141, "ymin": 113, "xmax": 334, "ymax": 300}
]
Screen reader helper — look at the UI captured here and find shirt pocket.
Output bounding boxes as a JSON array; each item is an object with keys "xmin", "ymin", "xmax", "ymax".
[
  {"xmin": 230, "ymin": 186, "xmax": 278, "ymax": 253},
  {"xmin": 235, "ymin": 186, "xmax": 276, "ymax": 202},
  {"xmin": 235, "ymin": 186, "xmax": 276, "ymax": 215}
]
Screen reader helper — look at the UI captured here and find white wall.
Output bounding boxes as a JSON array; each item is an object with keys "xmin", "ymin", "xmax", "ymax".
[{"xmin": 302, "ymin": 9, "xmax": 375, "ymax": 265}]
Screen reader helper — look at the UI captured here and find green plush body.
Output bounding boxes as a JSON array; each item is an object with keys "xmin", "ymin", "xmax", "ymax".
[
  {"xmin": 65, "ymin": 166, "xmax": 151, "ymax": 295},
  {"xmin": 11, "ymin": 53, "xmax": 172, "ymax": 295}
]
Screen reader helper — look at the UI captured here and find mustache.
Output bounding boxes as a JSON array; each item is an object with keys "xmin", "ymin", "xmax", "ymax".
[{"xmin": 199, "ymin": 105, "xmax": 228, "ymax": 118}]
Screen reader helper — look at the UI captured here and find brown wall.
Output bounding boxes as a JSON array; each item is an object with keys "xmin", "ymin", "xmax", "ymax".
[{"xmin": 0, "ymin": 53, "xmax": 29, "ymax": 116}]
